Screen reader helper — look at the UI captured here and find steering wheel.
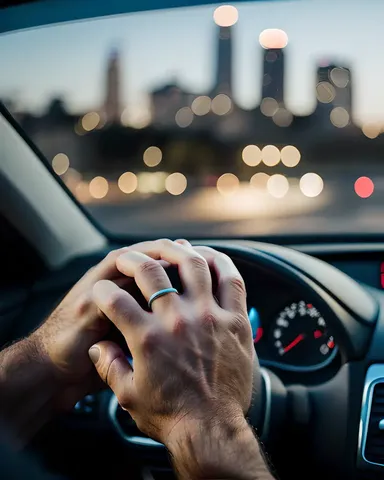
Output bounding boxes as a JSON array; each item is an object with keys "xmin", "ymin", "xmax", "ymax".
[{"xmin": 108, "ymin": 241, "xmax": 381, "ymax": 479}]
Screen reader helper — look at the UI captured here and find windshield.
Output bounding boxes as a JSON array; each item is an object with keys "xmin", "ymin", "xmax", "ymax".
[{"xmin": 1, "ymin": 1, "xmax": 383, "ymax": 238}]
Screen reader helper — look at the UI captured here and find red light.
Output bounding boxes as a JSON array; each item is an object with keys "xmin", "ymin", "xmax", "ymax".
[
  {"xmin": 314, "ymin": 330, "xmax": 323, "ymax": 339},
  {"xmin": 307, "ymin": 303, "xmax": 313, "ymax": 308},
  {"xmin": 254, "ymin": 327, "xmax": 264, "ymax": 344},
  {"xmin": 354, "ymin": 177, "xmax": 374, "ymax": 198},
  {"xmin": 381, "ymin": 262, "xmax": 384, "ymax": 289},
  {"xmin": 327, "ymin": 340, "xmax": 335, "ymax": 349}
]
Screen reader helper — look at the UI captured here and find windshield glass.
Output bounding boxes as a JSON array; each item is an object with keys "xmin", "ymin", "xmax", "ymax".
[{"xmin": 1, "ymin": 1, "xmax": 383, "ymax": 237}]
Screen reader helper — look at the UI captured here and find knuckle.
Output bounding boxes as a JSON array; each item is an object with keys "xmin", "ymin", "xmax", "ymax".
[
  {"xmin": 74, "ymin": 293, "xmax": 93, "ymax": 316},
  {"xmin": 138, "ymin": 259, "xmax": 162, "ymax": 277},
  {"xmin": 231, "ymin": 313, "xmax": 250, "ymax": 334},
  {"xmin": 142, "ymin": 329, "xmax": 162, "ymax": 355},
  {"xmin": 157, "ymin": 238, "xmax": 173, "ymax": 248},
  {"xmin": 172, "ymin": 314, "xmax": 189, "ymax": 335},
  {"xmin": 105, "ymin": 249, "xmax": 119, "ymax": 261},
  {"xmin": 199, "ymin": 310, "xmax": 218, "ymax": 328},
  {"xmin": 104, "ymin": 290, "xmax": 126, "ymax": 313},
  {"xmin": 187, "ymin": 254, "xmax": 207, "ymax": 271},
  {"xmin": 105, "ymin": 247, "xmax": 129, "ymax": 261},
  {"xmin": 227, "ymin": 275, "xmax": 246, "ymax": 295}
]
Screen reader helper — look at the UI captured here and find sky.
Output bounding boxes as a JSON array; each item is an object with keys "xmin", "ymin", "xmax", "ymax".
[{"xmin": 1, "ymin": 0, "xmax": 384, "ymax": 124}]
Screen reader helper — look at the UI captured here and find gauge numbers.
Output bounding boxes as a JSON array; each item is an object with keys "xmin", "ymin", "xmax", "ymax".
[{"xmin": 270, "ymin": 301, "xmax": 336, "ymax": 370}]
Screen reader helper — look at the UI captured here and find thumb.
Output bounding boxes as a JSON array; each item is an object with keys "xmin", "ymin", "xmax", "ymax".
[{"xmin": 89, "ymin": 340, "xmax": 135, "ymax": 409}]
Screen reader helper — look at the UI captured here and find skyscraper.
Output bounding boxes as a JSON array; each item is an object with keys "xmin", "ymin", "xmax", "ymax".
[
  {"xmin": 316, "ymin": 64, "xmax": 352, "ymax": 113},
  {"xmin": 103, "ymin": 48, "xmax": 122, "ymax": 124},
  {"xmin": 261, "ymin": 48, "xmax": 285, "ymax": 104},
  {"xmin": 213, "ymin": 26, "xmax": 233, "ymax": 96}
]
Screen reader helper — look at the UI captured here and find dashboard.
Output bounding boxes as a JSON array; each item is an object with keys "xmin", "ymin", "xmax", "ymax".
[{"xmin": 247, "ymin": 253, "xmax": 383, "ymax": 374}]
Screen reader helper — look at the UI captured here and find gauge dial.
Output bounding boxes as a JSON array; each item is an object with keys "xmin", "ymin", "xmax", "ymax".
[{"xmin": 270, "ymin": 301, "xmax": 336, "ymax": 368}]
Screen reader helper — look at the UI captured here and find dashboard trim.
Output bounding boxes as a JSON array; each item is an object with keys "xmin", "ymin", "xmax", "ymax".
[{"xmin": 260, "ymin": 346, "xmax": 339, "ymax": 373}]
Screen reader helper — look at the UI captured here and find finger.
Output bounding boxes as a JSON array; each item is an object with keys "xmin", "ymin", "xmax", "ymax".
[
  {"xmin": 114, "ymin": 251, "xmax": 179, "ymax": 314},
  {"xmin": 119, "ymin": 239, "xmax": 212, "ymax": 300},
  {"xmin": 89, "ymin": 340, "xmax": 135, "ymax": 409},
  {"xmin": 93, "ymin": 280, "xmax": 148, "ymax": 340},
  {"xmin": 86, "ymin": 247, "xmax": 131, "ymax": 283},
  {"xmin": 84, "ymin": 247, "xmax": 170, "ymax": 285},
  {"xmin": 193, "ymin": 246, "xmax": 247, "ymax": 313},
  {"xmin": 174, "ymin": 239, "xmax": 192, "ymax": 247}
]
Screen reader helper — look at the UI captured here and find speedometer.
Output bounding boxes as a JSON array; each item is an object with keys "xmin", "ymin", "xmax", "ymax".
[{"xmin": 269, "ymin": 301, "xmax": 337, "ymax": 370}]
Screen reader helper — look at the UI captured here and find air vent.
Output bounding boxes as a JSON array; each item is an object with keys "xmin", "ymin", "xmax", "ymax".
[
  {"xmin": 358, "ymin": 365, "xmax": 384, "ymax": 468},
  {"xmin": 365, "ymin": 383, "xmax": 384, "ymax": 465}
]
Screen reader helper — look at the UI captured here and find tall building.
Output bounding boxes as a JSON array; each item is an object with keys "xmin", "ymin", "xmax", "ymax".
[
  {"xmin": 316, "ymin": 63, "xmax": 352, "ymax": 115},
  {"xmin": 212, "ymin": 26, "xmax": 233, "ymax": 96},
  {"xmin": 261, "ymin": 48, "xmax": 285, "ymax": 104},
  {"xmin": 103, "ymin": 48, "xmax": 122, "ymax": 124}
]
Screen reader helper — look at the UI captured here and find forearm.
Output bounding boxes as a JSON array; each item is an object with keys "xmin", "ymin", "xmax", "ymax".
[
  {"xmin": 166, "ymin": 415, "xmax": 275, "ymax": 480},
  {"xmin": 0, "ymin": 337, "xmax": 58, "ymax": 446}
]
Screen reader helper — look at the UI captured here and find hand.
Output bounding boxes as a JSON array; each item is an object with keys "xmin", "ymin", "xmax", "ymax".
[
  {"xmin": 89, "ymin": 240, "xmax": 273, "ymax": 479},
  {"xmin": 0, "ymin": 247, "xmax": 135, "ymax": 446},
  {"xmin": 29, "ymin": 247, "xmax": 134, "ymax": 409}
]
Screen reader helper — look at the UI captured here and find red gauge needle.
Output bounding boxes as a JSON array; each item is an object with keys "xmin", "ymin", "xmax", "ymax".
[{"xmin": 283, "ymin": 333, "xmax": 305, "ymax": 353}]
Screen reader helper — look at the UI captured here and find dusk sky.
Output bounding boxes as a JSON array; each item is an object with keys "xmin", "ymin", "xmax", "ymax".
[{"xmin": 1, "ymin": 0, "xmax": 384, "ymax": 124}]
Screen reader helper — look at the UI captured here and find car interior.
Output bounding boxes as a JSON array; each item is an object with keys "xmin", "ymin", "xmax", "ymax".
[{"xmin": 2, "ymin": 0, "xmax": 384, "ymax": 479}]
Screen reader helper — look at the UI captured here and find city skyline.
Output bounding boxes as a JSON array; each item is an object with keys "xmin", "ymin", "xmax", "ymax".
[{"xmin": 2, "ymin": 0, "xmax": 384, "ymax": 124}]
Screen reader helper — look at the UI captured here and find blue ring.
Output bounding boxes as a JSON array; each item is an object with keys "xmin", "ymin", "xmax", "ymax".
[{"xmin": 148, "ymin": 288, "xmax": 179, "ymax": 310}]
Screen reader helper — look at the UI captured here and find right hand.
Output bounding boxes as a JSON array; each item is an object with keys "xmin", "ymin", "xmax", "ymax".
[{"xmin": 89, "ymin": 240, "xmax": 255, "ymax": 443}]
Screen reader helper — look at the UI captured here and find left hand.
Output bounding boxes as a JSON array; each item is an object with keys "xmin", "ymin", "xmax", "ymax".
[{"xmin": 29, "ymin": 247, "xmax": 137, "ymax": 410}]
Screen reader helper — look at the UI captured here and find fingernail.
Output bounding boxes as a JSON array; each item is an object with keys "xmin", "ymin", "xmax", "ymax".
[{"xmin": 89, "ymin": 346, "xmax": 100, "ymax": 364}]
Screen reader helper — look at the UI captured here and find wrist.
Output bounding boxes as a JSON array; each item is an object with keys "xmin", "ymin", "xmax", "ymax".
[
  {"xmin": 0, "ymin": 336, "xmax": 60, "ymax": 445},
  {"xmin": 166, "ymin": 410, "xmax": 273, "ymax": 480}
]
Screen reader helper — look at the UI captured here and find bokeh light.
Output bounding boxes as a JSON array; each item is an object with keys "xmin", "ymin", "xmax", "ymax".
[
  {"xmin": 137, "ymin": 173, "xmax": 154, "ymax": 194},
  {"xmin": 330, "ymin": 107, "xmax": 350, "ymax": 128},
  {"xmin": 213, "ymin": 5, "xmax": 239, "ymax": 27},
  {"xmin": 260, "ymin": 97, "xmax": 278, "ymax": 117},
  {"xmin": 165, "ymin": 173, "xmax": 187, "ymax": 195},
  {"xmin": 175, "ymin": 107, "xmax": 194, "ymax": 127},
  {"xmin": 191, "ymin": 96, "xmax": 211, "ymax": 116},
  {"xmin": 151, "ymin": 172, "xmax": 167, "ymax": 194},
  {"xmin": 267, "ymin": 174, "xmax": 289, "ymax": 198},
  {"xmin": 273, "ymin": 108, "xmax": 293, "ymax": 127},
  {"xmin": 64, "ymin": 168, "xmax": 82, "ymax": 191},
  {"xmin": 121, "ymin": 107, "xmax": 151, "ymax": 129},
  {"xmin": 143, "ymin": 146, "xmax": 162, "ymax": 167},
  {"xmin": 242, "ymin": 145, "xmax": 262, "ymax": 166},
  {"xmin": 52, "ymin": 153, "xmax": 69, "ymax": 176},
  {"xmin": 89, "ymin": 176, "xmax": 109, "ymax": 199},
  {"xmin": 280, "ymin": 146, "xmax": 301, "ymax": 167},
  {"xmin": 250, "ymin": 172, "xmax": 269, "ymax": 189},
  {"xmin": 118, "ymin": 172, "xmax": 138, "ymax": 194},
  {"xmin": 259, "ymin": 29, "xmax": 288, "ymax": 49},
  {"xmin": 82, "ymin": 112, "xmax": 100, "ymax": 132},
  {"xmin": 354, "ymin": 176, "xmax": 374, "ymax": 198},
  {"xmin": 330, "ymin": 67, "xmax": 349, "ymax": 88},
  {"xmin": 211, "ymin": 94, "xmax": 232, "ymax": 115},
  {"xmin": 75, "ymin": 181, "xmax": 90, "ymax": 203},
  {"xmin": 300, "ymin": 173, "xmax": 324, "ymax": 197},
  {"xmin": 316, "ymin": 82, "xmax": 336, "ymax": 104},
  {"xmin": 261, "ymin": 145, "xmax": 280, "ymax": 166},
  {"xmin": 362, "ymin": 123, "xmax": 380, "ymax": 139},
  {"xmin": 217, "ymin": 173, "xmax": 239, "ymax": 196}
]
